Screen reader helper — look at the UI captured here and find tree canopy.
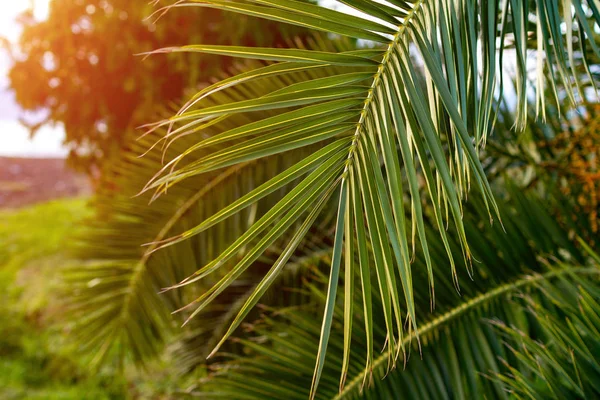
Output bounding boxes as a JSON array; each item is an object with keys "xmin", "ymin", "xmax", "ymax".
[{"xmin": 7, "ymin": 0, "xmax": 306, "ymax": 174}]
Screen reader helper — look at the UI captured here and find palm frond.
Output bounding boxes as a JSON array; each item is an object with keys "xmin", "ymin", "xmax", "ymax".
[
  {"xmin": 141, "ymin": 1, "xmax": 600, "ymax": 394},
  {"xmin": 65, "ymin": 47, "xmax": 355, "ymax": 366},
  {"xmin": 170, "ymin": 221, "xmax": 336, "ymax": 374},
  {"xmin": 491, "ymin": 263, "xmax": 600, "ymax": 399},
  {"xmin": 191, "ymin": 185, "xmax": 592, "ymax": 399},
  {"xmin": 195, "ymin": 266, "xmax": 600, "ymax": 399}
]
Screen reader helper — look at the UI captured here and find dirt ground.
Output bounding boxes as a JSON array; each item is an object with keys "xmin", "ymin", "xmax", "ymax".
[{"xmin": 0, "ymin": 157, "xmax": 91, "ymax": 209}]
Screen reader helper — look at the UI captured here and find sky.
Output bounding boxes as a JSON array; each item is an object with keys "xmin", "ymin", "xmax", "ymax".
[{"xmin": 0, "ymin": 0, "xmax": 67, "ymax": 158}]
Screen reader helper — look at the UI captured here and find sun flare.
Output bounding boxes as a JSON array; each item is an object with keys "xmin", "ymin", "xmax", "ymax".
[{"xmin": 0, "ymin": 0, "xmax": 51, "ymax": 41}]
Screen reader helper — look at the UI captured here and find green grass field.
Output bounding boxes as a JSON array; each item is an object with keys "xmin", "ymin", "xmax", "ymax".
[
  {"xmin": 0, "ymin": 199, "xmax": 129, "ymax": 399},
  {"xmin": 0, "ymin": 199, "xmax": 199, "ymax": 399}
]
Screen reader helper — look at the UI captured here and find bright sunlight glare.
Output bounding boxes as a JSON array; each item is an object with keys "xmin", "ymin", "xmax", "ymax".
[
  {"xmin": 0, "ymin": 0, "xmax": 66, "ymax": 158},
  {"xmin": 0, "ymin": 0, "xmax": 50, "ymax": 42}
]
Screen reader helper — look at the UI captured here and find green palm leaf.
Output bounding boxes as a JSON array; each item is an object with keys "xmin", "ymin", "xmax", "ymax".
[
  {"xmin": 140, "ymin": 1, "xmax": 600, "ymax": 395},
  {"xmin": 194, "ymin": 189, "xmax": 596, "ymax": 399},
  {"xmin": 491, "ymin": 268, "xmax": 600, "ymax": 398},
  {"xmin": 65, "ymin": 53, "xmax": 355, "ymax": 366}
]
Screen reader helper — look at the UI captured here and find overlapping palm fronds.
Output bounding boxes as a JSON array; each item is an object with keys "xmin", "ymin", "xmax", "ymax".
[
  {"xmin": 492, "ymin": 258, "xmax": 600, "ymax": 399},
  {"xmin": 169, "ymin": 221, "xmax": 337, "ymax": 374},
  {"xmin": 65, "ymin": 43, "xmax": 355, "ymax": 367},
  {"xmin": 192, "ymin": 189, "xmax": 596, "ymax": 399},
  {"xmin": 135, "ymin": 1, "xmax": 600, "ymax": 394}
]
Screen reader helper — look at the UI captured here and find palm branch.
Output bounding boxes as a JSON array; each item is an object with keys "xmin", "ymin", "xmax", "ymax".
[
  {"xmin": 491, "ymin": 258, "xmax": 600, "ymax": 398},
  {"xmin": 192, "ymin": 190, "xmax": 596, "ymax": 399},
  {"xmin": 194, "ymin": 265, "xmax": 600, "ymax": 399},
  {"xmin": 135, "ymin": 1, "xmax": 600, "ymax": 395},
  {"xmin": 65, "ymin": 46, "xmax": 356, "ymax": 367}
]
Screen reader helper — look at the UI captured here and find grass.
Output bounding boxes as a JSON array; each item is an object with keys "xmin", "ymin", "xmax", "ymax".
[
  {"xmin": 0, "ymin": 198, "xmax": 201, "ymax": 399},
  {"xmin": 0, "ymin": 198, "xmax": 128, "ymax": 399}
]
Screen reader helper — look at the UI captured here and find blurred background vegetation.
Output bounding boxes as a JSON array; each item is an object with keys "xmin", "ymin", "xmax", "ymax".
[{"xmin": 0, "ymin": 195, "xmax": 200, "ymax": 399}]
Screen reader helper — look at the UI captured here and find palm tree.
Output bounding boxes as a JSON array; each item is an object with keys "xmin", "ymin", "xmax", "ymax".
[{"xmin": 67, "ymin": 0, "xmax": 600, "ymax": 398}]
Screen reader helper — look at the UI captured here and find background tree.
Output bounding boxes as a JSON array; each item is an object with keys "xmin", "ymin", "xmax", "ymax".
[{"xmin": 7, "ymin": 0, "xmax": 307, "ymax": 175}]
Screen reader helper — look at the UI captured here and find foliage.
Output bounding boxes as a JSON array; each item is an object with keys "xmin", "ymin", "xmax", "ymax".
[
  {"xmin": 492, "ymin": 265, "xmax": 600, "ymax": 399},
  {"xmin": 134, "ymin": 1, "xmax": 600, "ymax": 396},
  {"xmin": 0, "ymin": 199, "xmax": 206, "ymax": 399},
  {"xmin": 0, "ymin": 199, "xmax": 125, "ymax": 399},
  {"xmin": 489, "ymin": 101, "xmax": 600, "ymax": 246},
  {"xmin": 192, "ymin": 187, "xmax": 592, "ymax": 399},
  {"xmin": 64, "ymin": 49, "xmax": 351, "ymax": 368},
  {"xmin": 62, "ymin": 0, "xmax": 600, "ymax": 398},
  {"xmin": 6, "ymin": 0, "xmax": 308, "ymax": 174},
  {"xmin": 194, "ymin": 266, "xmax": 600, "ymax": 400},
  {"xmin": 0, "ymin": 198, "xmax": 88, "ymax": 277}
]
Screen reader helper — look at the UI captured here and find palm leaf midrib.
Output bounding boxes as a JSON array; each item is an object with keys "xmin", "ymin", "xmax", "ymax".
[
  {"xmin": 336, "ymin": 265, "xmax": 600, "ymax": 399},
  {"xmin": 342, "ymin": 0, "xmax": 425, "ymax": 171}
]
